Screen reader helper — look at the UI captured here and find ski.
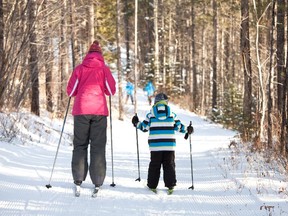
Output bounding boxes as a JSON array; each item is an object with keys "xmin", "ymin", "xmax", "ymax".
[
  {"xmin": 147, "ymin": 187, "xmax": 157, "ymax": 194},
  {"xmin": 149, "ymin": 188, "xmax": 174, "ymax": 195},
  {"xmin": 91, "ymin": 187, "xmax": 100, "ymax": 198},
  {"xmin": 150, "ymin": 188, "xmax": 157, "ymax": 194},
  {"xmin": 167, "ymin": 188, "xmax": 174, "ymax": 195},
  {"xmin": 75, "ymin": 185, "xmax": 81, "ymax": 197}
]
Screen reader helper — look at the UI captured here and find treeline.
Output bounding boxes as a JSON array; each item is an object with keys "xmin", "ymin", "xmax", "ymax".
[{"xmin": 0, "ymin": 0, "xmax": 287, "ymax": 162}]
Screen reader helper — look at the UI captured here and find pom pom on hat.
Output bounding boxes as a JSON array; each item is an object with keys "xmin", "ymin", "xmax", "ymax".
[{"xmin": 88, "ymin": 40, "xmax": 102, "ymax": 53}]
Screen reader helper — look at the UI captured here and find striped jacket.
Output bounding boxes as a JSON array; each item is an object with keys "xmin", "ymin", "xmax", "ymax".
[{"xmin": 137, "ymin": 101, "xmax": 186, "ymax": 151}]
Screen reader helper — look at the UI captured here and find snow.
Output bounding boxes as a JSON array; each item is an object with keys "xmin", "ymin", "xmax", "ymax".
[{"xmin": 0, "ymin": 88, "xmax": 288, "ymax": 216}]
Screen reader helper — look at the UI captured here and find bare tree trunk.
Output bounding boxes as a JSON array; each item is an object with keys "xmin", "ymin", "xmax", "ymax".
[
  {"xmin": 281, "ymin": 53, "xmax": 288, "ymax": 156},
  {"xmin": 230, "ymin": 0, "xmax": 236, "ymax": 81},
  {"xmin": 167, "ymin": 6, "xmax": 173, "ymax": 91},
  {"xmin": 280, "ymin": 0, "xmax": 288, "ymax": 156},
  {"xmin": 0, "ymin": 0, "xmax": 3, "ymax": 72},
  {"xmin": 267, "ymin": 0, "xmax": 276, "ymax": 149},
  {"xmin": 200, "ymin": 27, "xmax": 206, "ymax": 115},
  {"xmin": 276, "ymin": 0, "xmax": 285, "ymax": 112},
  {"xmin": 252, "ymin": 0, "xmax": 267, "ymax": 144},
  {"xmin": 241, "ymin": 0, "xmax": 253, "ymax": 137},
  {"xmin": 58, "ymin": 0, "xmax": 69, "ymax": 112},
  {"xmin": 219, "ymin": 27, "xmax": 224, "ymax": 109},
  {"xmin": 69, "ymin": 0, "xmax": 76, "ymax": 69},
  {"xmin": 134, "ymin": 0, "xmax": 138, "ymax": 114},
  {"xmin": 154, "ymin": 0, "xmax": 159, "ymax": 89},
  {"xmin": 191, "ymin": 0, "xmax": 197, "ymax": 110},
  {"xmin": 161, "ymin": 10, "xmax": 166, "ymax": 88},
  {"xmin": 224, "ymin": 29, "xmax": 230, "ymax": 83},
  {"xmin": 0, "ymin": 0, "xmax": 4, "ymax": 109},
  {"xmin": 28, "ymin": 0, "xmax": 40, "ymax": 116},
  {"xmin": 212, "ymin": 0, "xmax": 217, "ymax": 111},
  {"xmin": 87, "ymin": 2, "xmax": 94, "ymax": 43},
  {"xmin": 117, "ymin": 0, "xmax": 124, "ymax": 120},
  {"xmin": 124, "ymin": 0, "xmax": 131, "ymax": 76},
  {"xmin": 43, "ymin": 0, "xmax": 53, "ymax": 113},
  {"xmin": 69, "ymin": 0, "xmax": 80, "ymax": 67}
]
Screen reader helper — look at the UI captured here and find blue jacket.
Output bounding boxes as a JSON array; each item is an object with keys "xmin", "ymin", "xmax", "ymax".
[
  {"xmin": 143, "ymin": 81, "xmax": 155, "ymax": 96},
  {"xmin": 137, "ymin": 101, "xmax": 186, "ymax": 151},
  {"xmin": 126, "ymin": 81, "xmax": 134, "ymax": 95}
]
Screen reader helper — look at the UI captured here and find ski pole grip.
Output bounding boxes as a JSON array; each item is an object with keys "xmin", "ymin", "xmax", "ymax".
[
  {"xmin": 132, "ymin": 113, "xmax": 139, "ymax": 128},
  {"xmin": 184, "ymin": 121, "xmax": 193, "ymax": 140}
]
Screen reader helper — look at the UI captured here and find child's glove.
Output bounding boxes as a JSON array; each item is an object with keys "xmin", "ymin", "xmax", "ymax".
[
  {"xmin": 187, "ymin": 125, "xmax": 194, "ymax": 134},
  {"xmin": 184, "ymin": 124, "xmax": 194, "ymax": 139},
  {"xmin": 132, "ymin": 115, "xmax": 139, "ymax": 127}
]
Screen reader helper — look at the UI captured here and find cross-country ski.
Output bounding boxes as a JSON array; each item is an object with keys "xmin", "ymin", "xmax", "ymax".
[
  {"xmin": 167, "ymin": 188, "xmax": 174, "ymax": 195},
  {"xmin": 91, "ymin": 187, "xmax": 100, "ymax": 198},
  {"xmin": 74, "ymin": 185, "xmax": 81, "ymax": 197}
]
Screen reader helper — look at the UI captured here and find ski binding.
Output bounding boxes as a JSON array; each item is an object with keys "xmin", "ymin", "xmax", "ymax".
[{"xmin": 91, "ymin": 187, "xmax": 100, "ymax": 198}]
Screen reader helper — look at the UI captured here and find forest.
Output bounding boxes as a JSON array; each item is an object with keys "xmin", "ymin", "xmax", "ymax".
[{"xmin": 0, "ymin": 0, "xmax": 287, "ymax": 168}]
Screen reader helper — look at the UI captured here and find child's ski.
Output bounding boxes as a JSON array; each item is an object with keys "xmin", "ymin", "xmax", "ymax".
[
  {"xmin": 167, "ymin": 188, "xmax": 174, "ymax": 195},
  {"xmin": 150, "ymin": 188, "xmax": 157, "ymax": 194}
]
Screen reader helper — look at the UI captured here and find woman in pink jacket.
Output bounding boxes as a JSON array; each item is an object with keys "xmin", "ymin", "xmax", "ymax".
[{"xmin": 66, "ymin": 40, "xmax": 116, "ymax": 196}]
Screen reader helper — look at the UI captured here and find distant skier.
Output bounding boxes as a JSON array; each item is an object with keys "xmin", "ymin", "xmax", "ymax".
[
  {"xmin": 66, "ymin": 40, "xmax": 116, "ymax": 197},
  {"xmin": 143, "ymin": 81, "xmax": 155, "ymax": 105},
  {"xmin": 125, "ymin": 80, "xmax": 134, "ymax": 104},
  {"xmin": 131, "ymin": 93, "xmax": 194, "ymax": 194}
]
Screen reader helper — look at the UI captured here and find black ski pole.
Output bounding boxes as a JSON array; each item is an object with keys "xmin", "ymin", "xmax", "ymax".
[
  {"xmin": 135, "ymin": 113, "xmax": 141, "ymax": 182},
  {"xmin": 188, "ymin": 121, "xmax": 194, "ymax": 190},
  {"xmin": 46, "ymin": 97, "xmax": 71, "ymax": 189},
  {"xmin": 109, "ymin": 96, "xmax": 116, "ymax": 187}
]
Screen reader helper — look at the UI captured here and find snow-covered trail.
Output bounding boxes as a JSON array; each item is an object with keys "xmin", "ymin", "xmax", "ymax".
[{"xmin": 0, "ymin": 90, "xmax": 287, "ymax": 215}]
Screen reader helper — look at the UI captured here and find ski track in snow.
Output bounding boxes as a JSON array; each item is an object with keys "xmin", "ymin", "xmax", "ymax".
[{"xmin": 0, "ymin": 89, "xmax": 288, "ymax": 216}]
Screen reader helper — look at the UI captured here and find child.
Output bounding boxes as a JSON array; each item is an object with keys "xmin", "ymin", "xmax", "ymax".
[{"xmin": 131, "ymin": 93, "xmax": 194, "ymax": 194}]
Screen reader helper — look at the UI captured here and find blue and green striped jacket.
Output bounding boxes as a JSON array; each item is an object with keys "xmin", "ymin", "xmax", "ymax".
[{"xmin": 137, "ymin": 101, "xmax": 186, "ymax": 151}]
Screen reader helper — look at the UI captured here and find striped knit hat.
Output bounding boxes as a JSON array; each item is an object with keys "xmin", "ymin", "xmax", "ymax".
[{"xmin": 88, "ymin": 40, "xmax": 102, "ymax": 53}]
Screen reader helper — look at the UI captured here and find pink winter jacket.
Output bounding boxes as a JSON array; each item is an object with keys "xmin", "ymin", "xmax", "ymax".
[{"xmin": 66, "ymin": 52, "xmax": 116, "ymax": 116}]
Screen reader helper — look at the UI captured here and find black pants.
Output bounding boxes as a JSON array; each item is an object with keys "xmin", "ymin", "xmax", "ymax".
[
  {"xmin": 71, "ymin": 115, "xmax": 107, "ymax": 186},
  {"xmin": 147, "ymin": 151, "xmax": 177, "ymax": 189}
]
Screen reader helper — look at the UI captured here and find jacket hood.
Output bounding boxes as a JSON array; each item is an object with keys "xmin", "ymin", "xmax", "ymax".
[
  {"xmin": 82, "ymin": 52, "xmax": 104, "ymax": 68},
  {"xmin": 151, "ymin": 101, "xmax": 171, "ymax": 120}
]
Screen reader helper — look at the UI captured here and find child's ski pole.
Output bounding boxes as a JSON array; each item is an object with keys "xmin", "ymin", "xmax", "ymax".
[
  {"xmin": 135, "ymin": 113, "xmax": 141, "ymax": 182},
  {"xmin": 188, "ymin": 121, "xmax": 194, "ymax": 190}
]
